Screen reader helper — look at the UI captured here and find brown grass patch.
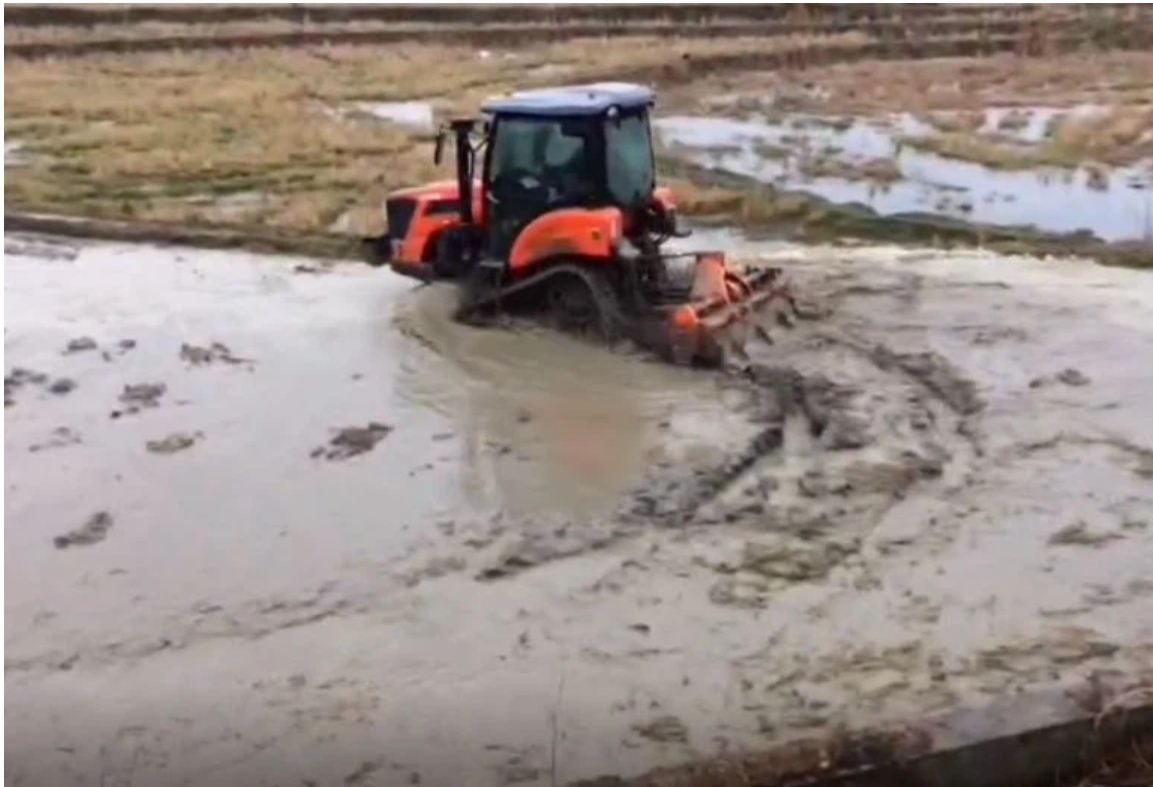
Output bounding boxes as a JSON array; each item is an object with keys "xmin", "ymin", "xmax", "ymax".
[
  {"xmin": 798, "ymin": 155, "xmax": 903, "ymax": 184},
  {"xmin": 1048, "ymin": 105, "xmax": 1153, "ymax": 166},
  {"xmin": 694, "ymin": 51, "xmax": 1153, "ymax": 117},
  {"xmin": 898, "ymin": 133, "xmax": 1040, "ymax": 169},
  {"xmin": 4, "ymin": 33, "xmax": 869, "ymax": 233},
  {"xmin": 923, "ymin": 110, "xmax": 986, "ymax": 134},
  {"xmin": 900, "ymin": 103, "xmax": 1153, "ymax": 169}
]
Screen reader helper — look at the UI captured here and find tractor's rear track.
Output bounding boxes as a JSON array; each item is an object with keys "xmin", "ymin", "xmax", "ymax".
[{"xmin": 454, "ymin": 260, "xmax": 680, "ymax": 359}]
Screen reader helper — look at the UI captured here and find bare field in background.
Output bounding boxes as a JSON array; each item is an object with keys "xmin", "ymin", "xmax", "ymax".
[
  {"xmin": 2, "ymin": 32, "xmax": 872, "ymax": 234},
  {"xmin": 1, "ymin": 6, "xmax": 1122, "ymax": 47},
  {"xmin": 4, "ymin": 4, "xmax": 1153, "ymax": 258}
]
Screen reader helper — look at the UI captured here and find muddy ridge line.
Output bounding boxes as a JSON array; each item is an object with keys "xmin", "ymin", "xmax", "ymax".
[
  {"xmin": 0, "ymin": 2, "xmax": 1087, "ymax": 29},
  {"xmin": 6, "ymin": 13, "xmax": 1149, "ymax": 60}
]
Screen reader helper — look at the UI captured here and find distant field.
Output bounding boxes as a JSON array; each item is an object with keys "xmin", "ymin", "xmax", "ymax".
[
  {"xmin": 0, "ymin": 2, "xmax": 1070, "ymax": 27},
  {"xmin": 4, "ymin": 2, "xmax": 1152, "ymax": 263}
]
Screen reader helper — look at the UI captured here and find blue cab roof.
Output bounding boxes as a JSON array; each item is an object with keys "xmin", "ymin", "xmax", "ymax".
[{"xmin": 481, "ymin": 82, "xmax": 654, "ymax": 118}]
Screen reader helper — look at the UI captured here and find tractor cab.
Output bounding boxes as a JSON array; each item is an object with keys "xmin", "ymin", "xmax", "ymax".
[
  {"xmin": 366, "ymin": 82, "xmax": 681, "ymax": 282},
  {"xmin": 473, "ymin": 82, "xmax": 659, "ymax": 259}
]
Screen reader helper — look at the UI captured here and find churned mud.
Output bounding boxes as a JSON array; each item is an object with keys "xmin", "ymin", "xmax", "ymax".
[{"xmin": 5, "ymin": 233, "xmax": 1153, "ymax": 787}]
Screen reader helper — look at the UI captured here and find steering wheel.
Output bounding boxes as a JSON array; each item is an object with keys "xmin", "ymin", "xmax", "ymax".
[{"xmin": 490, "ymin": 168, "xmax": 546, "ymax": 206}]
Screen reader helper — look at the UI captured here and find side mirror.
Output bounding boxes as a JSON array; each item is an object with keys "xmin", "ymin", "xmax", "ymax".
[{"xmin": 433, "ymin": 127, "xmax": 446, "ymax": 165}]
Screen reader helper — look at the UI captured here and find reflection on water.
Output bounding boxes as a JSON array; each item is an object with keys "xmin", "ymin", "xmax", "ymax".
[{"xmin": 656, "ymin": 110, "xmax": 1153, "ymax": 241}]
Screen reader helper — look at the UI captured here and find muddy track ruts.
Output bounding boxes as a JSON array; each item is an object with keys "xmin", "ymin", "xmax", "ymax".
[
  {"xmin": 0, "ymin": 3, "xmax": 1081, "ymax": 29},
  {"xmin": 6, "ymin": 16, "xmax": 1149, "ymax": 60}
]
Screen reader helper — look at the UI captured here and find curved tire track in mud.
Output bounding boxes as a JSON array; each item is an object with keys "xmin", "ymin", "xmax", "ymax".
[{"xmin": 414, "ymin": 262, "xmax": 989, "ymax": 585}]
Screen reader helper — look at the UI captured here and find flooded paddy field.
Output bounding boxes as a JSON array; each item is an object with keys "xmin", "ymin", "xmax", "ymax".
[
  {"xmin": 6, "ymin": 233, "xmax": 1153, "ymax": 786},
  {"xmin": 654, "ymin": 51, "xmax": 1153, "ymax": 251}
]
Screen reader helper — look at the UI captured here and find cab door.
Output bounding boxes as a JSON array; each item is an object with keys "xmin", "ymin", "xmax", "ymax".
[{"xmin": 484, "ymin": 115, "xmax": 594, "ymax": 261}]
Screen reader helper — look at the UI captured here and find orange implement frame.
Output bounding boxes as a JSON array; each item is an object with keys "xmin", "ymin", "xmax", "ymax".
[{"xmin": 668, "ymin": 253, "xmax": 796, "ymax": 366}]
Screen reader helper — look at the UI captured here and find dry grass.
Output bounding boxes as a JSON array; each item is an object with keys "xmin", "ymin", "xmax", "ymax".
[
  {"xmin": 798, "ymin": 155, "xmax": 903, "ymax": 184},
  {"xmin": 1066, "ymin": 733, "xmax": 1153, "ymax": 787},
  {"xmin": 900, "ymin": 104, "xmax": 1153, "ymax": 169},
  {"xmin": 898, "ymin": 133, "xmax": 1042, "ymax": 169},
  {"xmin": 698, "ymin": 51, "xmax": 1153, "ymax": 116},
  {"xmin": 1048, "ymin": 105, "xmax": 1153, "ymax": 165},
  {"xmin": 1, "ymin": 17, "xmax": 827, "ymax": 46},
  {"xmin": 1, "ymin": 6, "xmax": 1105, "ymax": 46},
  {"xmin": 4, "ymin": 33, "xmax": 868, "ymax": 234},
  {"xmin": 923, "ymin": 110, "xmax": 986, "ymax": 134}
]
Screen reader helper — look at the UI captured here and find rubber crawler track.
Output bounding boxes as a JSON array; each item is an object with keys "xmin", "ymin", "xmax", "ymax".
[{"xmin": 456, "ymin": 261, "xmax": 651, "ymax": 352}]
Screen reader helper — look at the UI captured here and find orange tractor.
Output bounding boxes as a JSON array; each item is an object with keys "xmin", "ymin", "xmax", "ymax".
[{"xmin": 362, "ymin": 82, "xmax": 799, "ymax": 367}]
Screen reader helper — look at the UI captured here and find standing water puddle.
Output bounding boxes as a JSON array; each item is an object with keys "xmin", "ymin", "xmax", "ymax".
[
  {"xmin": 351, "ymin": 100, "xmax": 436, "ymax": 131},
  {"xmin": 656, "ymin": 111, "xmax": 1153, "ymax": 241},
  {"xmin": 5, "ymin": 139, "xmax": 30, "ymax": 167}
]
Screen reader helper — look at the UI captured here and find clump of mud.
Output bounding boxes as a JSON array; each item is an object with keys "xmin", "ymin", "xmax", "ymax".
[
  {"xmin": 62, "ymin": 336, "xmax": 98, "ymax": 354},
  {"xmin": 292, "ymin": 263, "xmax": 332, "ymax": 275},
  {"xmin": 1048, "ymin": 520, "xmax": 1125, "ymax": 548},
  {"xmin": 146, "ymin": 432, "xmax": 201, "ymax": 455},
  {"xmin": 111, "ymin": 382, "xmax": 166, "ymax": 418},
  {"xmin": 5, "ymin": 367, "xmax": 48, "ymax": 393},
  {"xmin": 53, "ymin": 511, "xmax": 113, "ymax": 549},
  {"xmin": 48, "ymin": 377, "xmax": 77, "ymax": 395},
  {"xmin": 633, "ymin": 715, "xmax": 690, "ymax": 744},
  {"xmin": 4, "ymin": 367, "xmax": 76, "ymax": 404},
  {"xmin": 180, "ymin": 342, "xmax": 250, "ymax": 366},
  {"xmin": 1030, "ymin": 367, "xmax": 1093, "ymax": 389},
  {"xmin": 29, "ymin": 427, "xmax": 82, "ymax": 453},
  {"xmin": 312, "ymin": 422, "xmax": 393, "ymax": 461}
]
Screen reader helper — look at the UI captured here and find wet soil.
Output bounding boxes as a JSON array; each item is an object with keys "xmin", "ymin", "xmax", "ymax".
[{"xmin": 5, "ymin": 232, "xmax": 1153, "ymax": 787}]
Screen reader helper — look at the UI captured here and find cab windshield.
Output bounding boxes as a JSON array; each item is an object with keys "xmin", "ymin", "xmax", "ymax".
[
  {"xmin": 605, "ymin": 109, "xmax": 655, "ymax": 210},
  {"xmin": 488, "ymin": 115, "xmax": 596, "ymax": 208}
]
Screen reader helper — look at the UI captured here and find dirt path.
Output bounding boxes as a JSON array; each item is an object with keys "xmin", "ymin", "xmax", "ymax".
[{"xmin": 5, "ymin": 232, "xmax": 1152, "ymax": 787}]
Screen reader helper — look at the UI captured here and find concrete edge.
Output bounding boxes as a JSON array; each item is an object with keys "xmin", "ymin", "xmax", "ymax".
[{"xmin": 566, "ymin": 673, "xmax": 1153, "ymax": 787}]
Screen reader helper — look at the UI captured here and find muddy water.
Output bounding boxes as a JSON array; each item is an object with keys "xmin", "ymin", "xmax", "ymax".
[
  {"xmin": 3, "ymin": 237, "xmax": 736, "ymax": 629},
  {"xmin": 7, "ymin": 234, "xmax": 1153, "ymax": 787}
]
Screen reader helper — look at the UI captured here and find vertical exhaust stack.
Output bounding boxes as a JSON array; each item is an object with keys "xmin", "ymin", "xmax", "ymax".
[
  {"xmin": 435, "ymin": 119, "xmax": 478, "ymax": 226},
  {"xmin": 452, "ymin": 120, "xmax": 476, "ymax": 226}
]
